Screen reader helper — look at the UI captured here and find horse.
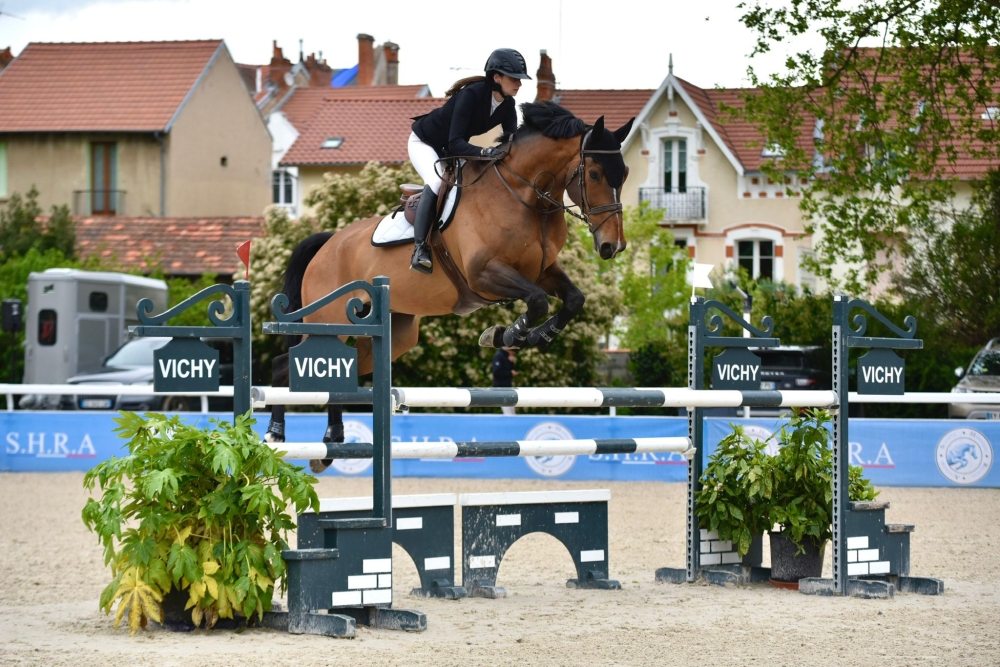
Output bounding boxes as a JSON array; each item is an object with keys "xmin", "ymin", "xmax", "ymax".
[{"xmin": 266, "ymin": 101, "xmax": 634, "ymax": 472}]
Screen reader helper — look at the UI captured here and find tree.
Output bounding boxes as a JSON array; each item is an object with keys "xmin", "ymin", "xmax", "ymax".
[
  {"xmin": 306, "ymin": 161, "xmax": 420, "ymax": 232},
  {"xmin": 735, "ymin": 0, "xmax": 1000, "ymax": 293},
  {"xmin": 894, "ymin": 168, "xmax": 1000, "ymax": 347},
  {"xmin": 0, "ymin": 187, "xmax": 75, "ymax": 262}
]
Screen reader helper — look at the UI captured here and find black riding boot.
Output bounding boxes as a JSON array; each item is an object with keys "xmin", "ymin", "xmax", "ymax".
[{"xmin": 410, "ymin": 185, "xmax": 438, "ymax": 274}]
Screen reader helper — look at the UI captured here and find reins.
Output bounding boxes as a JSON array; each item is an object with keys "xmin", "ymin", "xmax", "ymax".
[{"xmin": 431, "ymin": 128, "xmax": 625, "ymax": 282}]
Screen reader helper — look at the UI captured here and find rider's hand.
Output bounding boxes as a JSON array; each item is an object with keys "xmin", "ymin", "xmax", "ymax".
[{"xmin": 480, "ymin": 146, "xmax": 505, "ymax": 160}]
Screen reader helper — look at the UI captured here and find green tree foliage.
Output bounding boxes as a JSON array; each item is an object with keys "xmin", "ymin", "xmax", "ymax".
[
  {"xmin": 894, "ymin": 169, "xmax": 1000, "ymax": 348},
  {"xmin": 82, "ymin": 412, "xmax": 319, "ymax": 634},
  {"xmin": 0, "ymin": 187, "xmax": 75, "ymax": 261},
  {"xmin": 735, "ymin": 0, "xmax": 1000, "ymax": 293},
  {"xmin": 306, "ymin": 161, "xmax": 421, "ymax": 232}
]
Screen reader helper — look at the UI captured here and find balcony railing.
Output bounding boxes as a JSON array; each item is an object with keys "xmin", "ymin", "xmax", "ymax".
[
  {"xmin": 639, "ymin": 187, "xmax": 705, "ymax": 221},
  {"xmin": 73, "ymin": 190, "xmax": 126, "ymax": 216}
]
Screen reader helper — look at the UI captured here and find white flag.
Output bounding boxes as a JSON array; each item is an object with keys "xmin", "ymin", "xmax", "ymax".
[{"xmin": 688, "ymin": 263, "xmax": 714, "ymax": 290}]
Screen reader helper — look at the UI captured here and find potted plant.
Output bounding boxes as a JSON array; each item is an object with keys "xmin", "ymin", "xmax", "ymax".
[
  {"xmin": 82, "ymin": 411, "xmax": 319, "ymax": 634},
  {"xmin": 695, "ymin": 409, "xmax": 877, "ymax": 586}
]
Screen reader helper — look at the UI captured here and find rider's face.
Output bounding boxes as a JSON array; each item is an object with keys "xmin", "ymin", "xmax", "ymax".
[{"xmin": 494, "ymin": 74, "xmax": 521, "ymax": 98}]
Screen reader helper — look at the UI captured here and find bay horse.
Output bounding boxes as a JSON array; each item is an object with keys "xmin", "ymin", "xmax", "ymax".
[{"xmin": 266, "ymin": 101, "xmax": 634, "ymax": 472}]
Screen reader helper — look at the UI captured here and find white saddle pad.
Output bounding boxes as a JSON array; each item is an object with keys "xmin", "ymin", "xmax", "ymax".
[{"xmin": 371, "ymin": 185, "xmax": 459, "ymax": 247}]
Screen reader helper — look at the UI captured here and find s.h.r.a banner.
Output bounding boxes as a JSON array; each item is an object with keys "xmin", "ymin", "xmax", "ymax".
[{"xmin": 1, "ymin": 412, "xmax": 997, "ymax": 487}]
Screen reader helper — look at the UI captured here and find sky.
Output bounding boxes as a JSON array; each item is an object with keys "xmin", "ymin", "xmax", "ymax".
[{"xmin": 0, "ymin": 0, "xmax": 810, "ymax": 102}]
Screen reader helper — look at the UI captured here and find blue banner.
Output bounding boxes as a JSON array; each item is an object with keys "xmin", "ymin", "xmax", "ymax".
[{"xmin": 2, "ymin": 411, "xmax": 997, "ymax": 487}]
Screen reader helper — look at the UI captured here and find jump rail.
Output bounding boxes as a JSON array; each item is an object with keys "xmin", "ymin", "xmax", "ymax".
[{"xmin": 270, "ymin": 436, "xmax": 693, "ymax": 461}]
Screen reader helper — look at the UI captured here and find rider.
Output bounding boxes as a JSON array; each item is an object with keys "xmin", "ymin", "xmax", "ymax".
[{"xmin": 407, "ymin": 48, "xmax": 531, "ymax": 273}]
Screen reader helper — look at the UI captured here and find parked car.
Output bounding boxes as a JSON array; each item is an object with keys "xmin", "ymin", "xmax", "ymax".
[
  {"xmin": 18, "ymin": 336, "xmax": 238, "ymax": 412},
  {"xmin": 950, "ymin": 338, "xmax": 1000, "ymax": 419}
]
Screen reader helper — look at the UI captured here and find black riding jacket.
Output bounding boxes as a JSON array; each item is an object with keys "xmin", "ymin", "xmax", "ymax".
[{"xmin": 412, "ymin": 80, "xmax": 517, "ymax": 158}]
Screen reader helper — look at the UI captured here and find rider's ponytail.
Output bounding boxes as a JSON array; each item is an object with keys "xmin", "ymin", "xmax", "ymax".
[{"xmin": 445, "ymin": 75, "xmax": 487, "ymax": 97}]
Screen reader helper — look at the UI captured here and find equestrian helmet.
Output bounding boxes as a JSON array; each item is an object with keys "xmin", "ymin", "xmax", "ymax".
[{"xmin": 484, "ymin": 48, "xmax": 532, "ymax": 80}]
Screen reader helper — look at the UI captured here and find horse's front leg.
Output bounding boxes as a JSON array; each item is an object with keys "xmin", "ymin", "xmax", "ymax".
[
  {"xmin": 473, "ymin": 260, "xmax": 551, "ymax": 349},
  {"xmin": 525, "ymin": 262, "xmax": 585, "ymax": 351},
  {"xmin": 265, "ymin": 353, "xmax": 289, "ymax": 443}
]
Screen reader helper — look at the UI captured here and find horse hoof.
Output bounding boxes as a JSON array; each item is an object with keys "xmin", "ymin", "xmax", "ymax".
[
  {"xmin": 479, "ymin": 325, "xmax": 506, "ymax": 348},
  {"xmin": 309, "ymin": 459, "xmax": 332, "ymax": 474}
]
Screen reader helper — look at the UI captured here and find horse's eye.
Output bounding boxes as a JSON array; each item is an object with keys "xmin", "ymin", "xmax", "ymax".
[{"xmin": 589, "ymin": 170, "xmax": 600, "ymax": 182}]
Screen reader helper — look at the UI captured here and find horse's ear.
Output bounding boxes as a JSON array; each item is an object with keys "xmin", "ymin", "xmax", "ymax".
[
  {"xmin": 613, "ymin": 117, "xmax": 635, "ymax": 143},
  {"xmin": 592, "ymin": 115, "xmax": 605, "ymax": 136}
]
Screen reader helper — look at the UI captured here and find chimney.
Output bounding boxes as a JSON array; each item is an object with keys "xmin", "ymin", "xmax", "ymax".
[
  {"xmin": 0, "ymin": 47, "xmax": 13, "ymax": 73},
  {"xmin": 535, "ymin": 49, "xmax": 555, "ymax": 102},
  {"xmin": 268, "ymin": 40, "xmax": 292, "ymax": 86},
  {"xmin": 383, "ymin": 41, "xmax": 399, "ymax": 86},
  {"xmin": 357, "ymin": 33, "xmax": 375, "ymax": 86}
]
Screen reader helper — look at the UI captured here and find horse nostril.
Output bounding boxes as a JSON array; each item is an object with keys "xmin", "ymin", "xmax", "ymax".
[{"xmin": 600, "ymin": 242, "xmax": 614, "ymax": 259}]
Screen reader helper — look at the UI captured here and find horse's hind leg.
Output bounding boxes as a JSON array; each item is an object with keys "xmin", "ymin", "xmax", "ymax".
[
  {"xmin": 308, "ymin": 404, "xmax": 344, "ymax": 475},
  {"xmin": 265, "ymin": 353, "xmax": 289, "ymax": 443}
]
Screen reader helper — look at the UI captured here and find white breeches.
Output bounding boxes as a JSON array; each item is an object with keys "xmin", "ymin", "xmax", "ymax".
[{"xmin": 408, "ymin": 132, "xmax": 444, "ymax": 195}]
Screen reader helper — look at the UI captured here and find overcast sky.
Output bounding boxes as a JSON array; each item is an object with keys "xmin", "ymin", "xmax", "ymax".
[{"xmin": 0, "ymin": 0, "xmax": 811, "ymax": 103}]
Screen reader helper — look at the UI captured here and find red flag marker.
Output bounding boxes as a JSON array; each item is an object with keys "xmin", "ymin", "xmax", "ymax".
[{"xmin": 236, "ymin": 240, "xmax": 251, "ymax": 281}]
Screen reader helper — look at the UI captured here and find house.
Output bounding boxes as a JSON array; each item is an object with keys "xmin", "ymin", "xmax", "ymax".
[
  {"xmin": 279, "ymin": 97, "xmax": 445, "ymax": 215},
  {"xmin": 539, "ymin": 50, "xmax": 999, "ymax": 292},
  {"xmin": 536, "ymin": 51, "xmax": 816, "ymax": 289},
  {"xmin": 238, "ymin": 36, "xmax": 431, "ymax": 217},
  {"xmin": 0, "ymin": 40, "xmax": 271, "ymax": 218}
]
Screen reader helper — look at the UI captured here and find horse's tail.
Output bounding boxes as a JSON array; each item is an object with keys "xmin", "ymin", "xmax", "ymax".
[{"xmin": 280, "ymin": 231, "xmax": 333, "ymax": 347}]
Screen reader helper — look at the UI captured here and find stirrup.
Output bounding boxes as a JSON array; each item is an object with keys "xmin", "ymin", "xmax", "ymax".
[{"xmin": 410, "ymin": 244, "xmax": 432, "ymax": 274}]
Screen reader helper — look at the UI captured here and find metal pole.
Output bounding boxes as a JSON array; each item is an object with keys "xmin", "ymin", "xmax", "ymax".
[
  {"xmin": 232, "ymin": 280, "xmax": 252, "ymax": 421},
  {"xmin": 831, "ymin": 295, "xmax": 849, "ymax": 595},
  {"xmin": 371, "ymin": 277, "xmax": 392, "ymax": 524},
  {"xmin": 686, "ymin": 296, "xmax": 705, "ymax": 583}
]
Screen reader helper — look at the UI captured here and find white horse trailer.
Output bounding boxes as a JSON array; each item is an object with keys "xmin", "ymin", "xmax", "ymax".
[{"xmin": 22, "ymin": 269, "xmax": 168, "ymax": 384}]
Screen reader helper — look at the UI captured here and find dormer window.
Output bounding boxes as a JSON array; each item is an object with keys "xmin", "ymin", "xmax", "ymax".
[
  {"xmin": 322, "ymin": 137, "xmax": 344, "ymax": 149},
  {"xmin": 761, "ymin": 143, "xmax": 785, "ymax": 158}
]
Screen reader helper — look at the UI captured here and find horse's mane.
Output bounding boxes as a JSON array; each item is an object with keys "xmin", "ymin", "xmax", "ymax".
[{"xmin": 497, "ymin": 101, "xmax": 587, "ymax": 144}]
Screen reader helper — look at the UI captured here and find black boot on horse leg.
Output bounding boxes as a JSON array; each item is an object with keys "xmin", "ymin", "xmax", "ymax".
[
  {"xmin": 410, "ymin": 185, "xmax": 438, "ymax": 274},
  {"xmin": 525, "ymin": 270, "xmax": 585, "ymax": 351},
  {"xmin": 265, "ymin": 353, "xmax": 289, "ymax": 444},
  {"xmin": 309, "ymin": 405, "xmax": 344, "ymax": 474}
]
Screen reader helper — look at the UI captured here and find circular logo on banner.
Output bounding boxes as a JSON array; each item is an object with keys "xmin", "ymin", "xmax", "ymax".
[
  {"xmin": 935, "ymin": 428, "xmax": 993, "ymax": 485},
  {"xmin": 742, "ymin": 425, "xmax": 779, "ymax": 457},
  {"xmin": 523, "ymin": 422, "xmax": 576, "ymax": 477},
  {"xmin": 329, "ymin": 420, "xmax": 375, "ymax": 475}
]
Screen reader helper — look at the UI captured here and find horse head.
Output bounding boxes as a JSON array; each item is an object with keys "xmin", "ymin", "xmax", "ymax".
[{"xmin": 566, "ymin": 115, "xmax": 634, "ymax": 260}]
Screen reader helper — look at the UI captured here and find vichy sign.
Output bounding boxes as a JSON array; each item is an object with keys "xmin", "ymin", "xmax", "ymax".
[
  {"xmin": 289, "ymin": 336, "xmax": 359, "ymax": 393},
  {"xmin": 153, "ymin": 338, "xmax": 220, "ymax": 392},
  {"xmin": 856, "ymin": 348, "xmax": 905, "ymax": 395},
  {"xmin": 711, "ymin": 348, "xmax": 762, "ymax": 391}
]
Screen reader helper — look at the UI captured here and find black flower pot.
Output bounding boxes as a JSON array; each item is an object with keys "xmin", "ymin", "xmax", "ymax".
[{"xmin": 768, "ymin": 531, "xmax": 825, "ymax": 585}]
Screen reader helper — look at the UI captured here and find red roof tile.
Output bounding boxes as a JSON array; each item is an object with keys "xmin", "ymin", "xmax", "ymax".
[
  {"xmin": 0, "ymin": 40, "xmax": 223, "ymax": 132},
  {"xmin": 280, "ymin": 97, "xmax": 445, "ymax": 166},
  {"xmin": 552, "ymin": 89, "xmax": 652, "ymax": 133},
  {"xmin": 75, "ymin": 216, "xmax": 265, "ymax": 275},
  {"xmin": 278, "ymin": 85, "xmax": 430, "ymax": 130}
]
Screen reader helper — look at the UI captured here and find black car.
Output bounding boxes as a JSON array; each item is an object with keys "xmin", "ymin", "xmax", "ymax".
[{"xmin": 18, "ymin": 336, "xmax": 238, "ymax": 412}]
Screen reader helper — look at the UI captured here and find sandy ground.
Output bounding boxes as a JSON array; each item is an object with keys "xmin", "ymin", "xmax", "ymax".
[{"xmin": 1, "ymin": 473, "xmax": 999, "ymax": 667}]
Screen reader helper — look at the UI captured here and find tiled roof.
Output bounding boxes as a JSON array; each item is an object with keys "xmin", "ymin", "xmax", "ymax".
[
  {"xmin": 75, "ymin": 216, "xmax": 265, "ymax": 275},
  {"xmin": 0, "ymin": 40, "xmax": 224, "ymax": 133},
  {"xmin": 278, "ymin": 84, "xmax": 430, "ymax": 130},
  {"xmin": 552, "ymin": 89, "xmax": 652, "ymax": 132},
  {"xmin": 280, "ymin": 97, "xmax": 445, "ymax": 166},
  {"xmin": 678, "ymin": 78, "xmax": 816, "ymax": 172}
]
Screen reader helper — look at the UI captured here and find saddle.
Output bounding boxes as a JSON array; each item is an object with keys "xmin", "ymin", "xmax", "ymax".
[{"xmin": 397, "ymin": 160, "xmax": 459, "ymax": 225}]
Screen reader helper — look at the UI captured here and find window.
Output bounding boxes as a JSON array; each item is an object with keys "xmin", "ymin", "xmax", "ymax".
[
  {"xmin": 38, "ymin": 309, "xmax": 57, "ymax": 346},
  {"xmin": 91, "ymin": 142, "xmax": 118, "ymax": 215},
  {"xmin": 0, "ymin": 141, "xmax": 7, "ymax": 198},
  {"xmin": 322, "ymin": 137, "xmax": 344, "ymax": 149},
  {"xmin": 88, "ymin": 292, "xmax": 108, "ymax": 312},
  {"xmin": 737, "ymin": 240, "xmax": 774, "ymax": 280},
  {"xmin": 272, "ymin": 170, "xmax": 295, "ymax": 206},
  {"xmin": 662, "ymin": 139, "xmax": 687, "ymax": 192},
  {"xmin": 983, "ymin": 107, "xmax": 999, "ymax": 121},
  {"xmin": 761, "ymin": 143, "xmax": 786, "ymax": 158}
]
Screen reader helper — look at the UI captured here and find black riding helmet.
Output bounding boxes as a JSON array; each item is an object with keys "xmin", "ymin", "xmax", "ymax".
[{"xmin": 485, "ymin": 48, "xmax": 531, "ymax": 95}]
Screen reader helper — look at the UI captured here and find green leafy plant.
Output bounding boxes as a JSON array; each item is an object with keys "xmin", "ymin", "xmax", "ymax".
[
  {"xmin": 82, "ymin": 412, "xmax": 319, "ymax": 634},
  {"xmin": 696, "ymin": 409, "xmax": 878, "ymax": 557}
]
